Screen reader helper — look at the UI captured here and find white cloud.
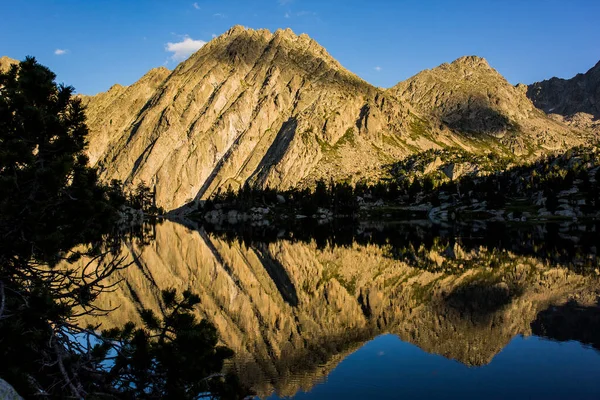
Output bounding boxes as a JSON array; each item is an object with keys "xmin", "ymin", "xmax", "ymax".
[
  {"xmin": 192, "ymin": 2, "xmax": 200, "ymax": 9},
  {"xmin": 213, "ymin": 13, "xmax": 226, "ymax": 18},
  {"xmin": 165, "ymin": 35, "xmax": 207, "ymax": 61},
  {"xmin": 54, "ymin": 49, "xmax": 68, "ymax": 55},
  {"xmin": 284, "ymin": 12, "xmax": 290, "ymax": 18},
  {"xmin": 374, "ymin": 66, "xmax": 382, "ymax": 72}
]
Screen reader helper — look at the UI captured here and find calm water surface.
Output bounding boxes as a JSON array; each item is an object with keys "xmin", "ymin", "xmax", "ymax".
[
  {"xmin": 271, "ymin": 334, "xmax": 600, "ymax": 400},
  {"xmin": 86, "ymin": 219, "xmax": 600, "ymax": 399}
]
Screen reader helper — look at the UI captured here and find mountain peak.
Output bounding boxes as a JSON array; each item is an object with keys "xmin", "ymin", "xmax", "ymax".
[
  {"xmin": 225, "ymin": 24, "xmax": 248, "ymax": 36},
  {"xmin": 395, "ymin": 55, "xmax": 496, "ymax": 86},
  {"xmin": 274, "ymin": 27, "xmax": 295, "ymax": 36},
  {"xmin": 80, "ymin": 30, "xmax": 591, "ymax": 211},
  {"xmin": 181, "ymin": 25, "xmax": 362, "ymax": 88},
  {"xmin": 390, "ymin": 55, "xmax": 538, "ymax": 135},
  {"xmin": 216, "ymin": 25, "xmax": 303, "ymax": 43},
  {"xmin": 451, "ymin": 55, "xmax": 490, "ymax": 67},
  {"xmin": 433, "ymin": 56, "xmax": 492, "ymax": 74}
]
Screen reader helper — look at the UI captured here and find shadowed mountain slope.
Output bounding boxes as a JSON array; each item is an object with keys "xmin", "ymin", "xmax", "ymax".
[
  {"xmin": 527, "ymin": 60, "xmax": 600, "ymax": 133},
  {"xmin": 389, "ymin": 56, "xmax": 590, "ymax": 152},
  {"xmin": 528, "ymin": 60, "xmax": 600, "ymax": 118}
]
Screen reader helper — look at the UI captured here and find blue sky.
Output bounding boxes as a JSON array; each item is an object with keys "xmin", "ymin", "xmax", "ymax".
[{"xmin": 1, "ymin": 0, "xmax": 599, "ymax": 94}]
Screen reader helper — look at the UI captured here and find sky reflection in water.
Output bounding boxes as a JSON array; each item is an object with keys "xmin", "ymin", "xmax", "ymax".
[{"xmin": 273, "ymin": 334, "xmax": 600, "ymax": 400}]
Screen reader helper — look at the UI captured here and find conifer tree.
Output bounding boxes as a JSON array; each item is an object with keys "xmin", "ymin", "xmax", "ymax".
[{"xmin": 0, "ymin": 58, "xmax": 245, "ymax": 399}]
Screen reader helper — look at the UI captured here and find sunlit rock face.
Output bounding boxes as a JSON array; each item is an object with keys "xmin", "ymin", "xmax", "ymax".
[
  {"xmin": 81, "ymin": 27, "xmax": 595, "ymax": 211},
  {"xmin": 0, "ymin": 56, "xmax": 18, "ymax": 72},
  {"xmin": 390, "ymin": 55, "xmax": 592, "ymax": 154},
  {"xmin": 77, "ymin": 220, "xmax": 600, "ymax": 398},
  {"xmin": 83, "ymin": 26, "xmax": 420, "ymax": 211}
]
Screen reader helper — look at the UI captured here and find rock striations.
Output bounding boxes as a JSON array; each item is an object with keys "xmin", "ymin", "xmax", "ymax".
[
  {"xmin": 4, "ymin": 29, "xmax": 598, "ymax": 211},
  {"xmin": 83, "ymin": 26, "xmax": 429, "ymax": 210},
  {"xmin": 79, "ymin": 27, "xmax": 597, "ymax": 210},
  {"xmin": 80, "ymin": 67, "xmax": 172, "ymax": 165}
]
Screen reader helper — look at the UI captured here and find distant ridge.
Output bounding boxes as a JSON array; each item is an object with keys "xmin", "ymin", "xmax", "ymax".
[{"xmin": 527, "ymin": 60, "xmax": 600, "ymax": 134}]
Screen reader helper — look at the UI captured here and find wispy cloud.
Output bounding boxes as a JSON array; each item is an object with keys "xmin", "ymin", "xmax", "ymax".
[
  {"xmin": 213, "ymin": 13, "xmax": 226, "ymax": 18},
  {"xmin": 374, "ymin": 66, "xmax": 382, "ymax": 72},
  {"xmin": 212, "ymin": 33, "xmax": 218, "ymax": 38},
  {"xmin": 192, "ymin": 2, "xmax": 200, "ymax": 9},
  {"xmin": 54, "ymin": 48, "xmax": 68, "ymax": 55},
  {"xmin": 284, "ymin": 12, "xmax": 290, "ymax": 18},
  {"xmin": 295, "ymin": 10, "xmax": 317, "ymax": 17},
  {"xmin": 165, "ymin": 35, "xmax": 206, "ymax": 61}
]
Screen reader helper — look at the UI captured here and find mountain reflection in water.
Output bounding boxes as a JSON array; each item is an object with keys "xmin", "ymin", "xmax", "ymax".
[{"xmin": 77, "ymin": 219, "xmax": 600, "ymax": 398}]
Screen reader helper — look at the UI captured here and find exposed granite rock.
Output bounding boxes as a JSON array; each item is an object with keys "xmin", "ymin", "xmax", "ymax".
[
  {"xmin": 79, "ymin": 28, "xmax": 595, "ymax": 211},
  {"xmin": 0, "ymin": 56, "xmax": 18, "ymax": 72},
  {"xmin": 83, "ymin": 26, "xmax": 429, "ymax": 211},
  {"xmin": 390, "ymin": 55, "xmax": 590, "ymax": 154},
  {"xmin": 548, "ymin": 112, "xmax": 600, "ymax": 134},
  {"xmin": 527, "ymin": 60, "xmax": 600, "ymax": 132},
  {"xmin": 79, "ymin": 67, "xmax": 171, "ymax": 165}
]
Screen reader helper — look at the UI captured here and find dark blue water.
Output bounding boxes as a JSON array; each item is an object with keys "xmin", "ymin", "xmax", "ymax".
[{"xmin": 269, "ymin": 334, "xmax": 600, "ymax": 400}]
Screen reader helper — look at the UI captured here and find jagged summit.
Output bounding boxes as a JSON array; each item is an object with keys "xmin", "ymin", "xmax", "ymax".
[
  {"xmin": 181, "ymin": 24, "xmax": 364, "ymax": 91},
  {"xmin": 387, "ymin": 54, "xmax": 593, "ymax": 155},
  {"xmin": 82, "ymin": 26, "xmax": 420, "ymax": 210},
  {"xmin": 450, "ymin": 55, "xmax": 491, "ymax": 68},
  {"xmin": 527, "ymin": 58, "xmax": 600, "ymax": 126},
  {"xmin": 74, "ymin": 27, "xmax": 595, "ymax": 210},
  {"xmin": 400, "ymin": 56, "xmax": 495, "ymax": 83},
  {"xmin": 390, "ymin": 55, "xmax": 537, "ymax": 135}
]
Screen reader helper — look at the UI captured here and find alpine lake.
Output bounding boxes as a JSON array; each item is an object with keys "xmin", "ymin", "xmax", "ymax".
[{"xmin": 79, "ymin": 218, "xmax": 600, "ymax": 399}]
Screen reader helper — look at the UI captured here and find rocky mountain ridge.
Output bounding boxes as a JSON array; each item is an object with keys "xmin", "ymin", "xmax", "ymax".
[
  {"xmin": 391, "ymin": 55, "xmax": 578, "ymax": 149},
  {"xmin": 3, "ymin": 28, "xmax": 598, "ymax": 211},
  {"xmin": 527, "ymin": 60, "xmax": 600, "ymax": 133},
  {"xmin": 78, "ymin": 27, "xmax": 597, "ymax": 210},
  {"xmin": 81, "ymin": 26, "xmax": 428, "ymax": 210}
]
